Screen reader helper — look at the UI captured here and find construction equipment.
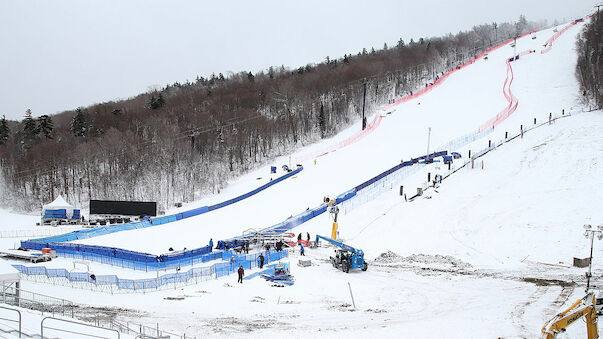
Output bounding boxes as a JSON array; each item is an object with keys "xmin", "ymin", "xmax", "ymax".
[
  {"xmin": 541, "ymin": 292, "xmax": 602, "ymax": 338},
  {"xmin": 314, "ymin": 235, "xmax": 367, "ymax": 273},
  {"xmin": 328, "ymin": 200, "xmax": 339, "ymax": 239}
]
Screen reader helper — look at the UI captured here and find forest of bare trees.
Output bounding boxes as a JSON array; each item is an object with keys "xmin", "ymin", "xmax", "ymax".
[
  {"xmin": 0, "ymin": 17, "xmax": 542, "ymax": 212},
  {"xmin": 576, "ymin": 13, "xmax": 603, "ymax": 108}
]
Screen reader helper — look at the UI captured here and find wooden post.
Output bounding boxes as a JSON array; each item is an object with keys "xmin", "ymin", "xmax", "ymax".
[
  {"xmin": 520, "ymin": 124, "xmax": 523, "ymax": 138},
  {"xmin": 488, "ymin": 140, "xmax": 491, "ymax": 147},
  {"xmin": 562, "ymin": 109, "xmax": 565, "ymax": 115},
  {"xmin": 505, "ymin": 131, "xmax": 508, "ymax": 139},
  {"xmin": 534, "ymin": 118, "xmax": 536, "ymax": 125},
  {"xmin": 468, "ymin": 150, "xmax": 471, "ymax": 158},
  {"xmin": 549, "ymin": 112, "xmax": 552, "ymax": 125},
  {"xmin": 427, "ymin": 173, "xmax": 431, "ymax": 183}
]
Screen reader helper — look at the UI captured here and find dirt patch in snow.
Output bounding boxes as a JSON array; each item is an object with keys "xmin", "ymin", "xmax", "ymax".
[
  {"xmin": 521, "ymin": 277, "xmax": 575, "ymax": 287},
  {"xmin": 205, "ymin": 316, "xmax": 291, "ymax": 334}
]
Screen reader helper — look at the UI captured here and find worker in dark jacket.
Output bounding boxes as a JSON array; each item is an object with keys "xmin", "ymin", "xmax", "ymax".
[
  {"xmin": 306, "ymin": 232, "xmax": 310, "ymax": 242},
  {"xmin": 258, "ymin": 253, "xmax": 265, "ymax": 269},
  {"xmin": 237, "ymin": 265, "xmax": 244, "ymax": 283},
  {"xmin": 297, "ymin": 233, "xmax": 302, "ymax": 242},
  {"xmin": 209, "ymin": 238, "xmax": 213, "ymax": 252}
]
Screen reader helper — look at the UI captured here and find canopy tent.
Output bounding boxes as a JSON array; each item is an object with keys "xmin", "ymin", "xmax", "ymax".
[
  {"xmin": 42, "ymin": 195, "xmax": 79, "ymax": 220},
  {"xmin": 43, "ymin": 195, "xmax": 73, "ymax": 211}
]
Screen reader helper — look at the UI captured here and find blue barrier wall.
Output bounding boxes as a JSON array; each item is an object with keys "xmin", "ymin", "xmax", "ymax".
[
  {"xmin": 21, "ymin": 150, "xmax": 446, "ymax": 271},
  {"xmin": 27, "ymin": 165, "xmax": 303, "ymax": 245},
  {"xmin": 13, "ymin": 249, "xmax": 288, "ymax": 291}
]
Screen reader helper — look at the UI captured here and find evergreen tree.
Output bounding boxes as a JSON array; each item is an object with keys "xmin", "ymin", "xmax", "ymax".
[
  {"xmin": 22, "ymin": 109, "xmax": 39, "ymax": 148},
  {"xmin": 397, "ymin": 38, "xmax": 405, "ymax": 48},
  {"xmin": 0, "ymin": 115, "xmax": 9, "ymax": 145},
  {"xmin": 71, "ymin": 108, "xmax": 89, "ymax": 137},
  {"xmin": 37, "ymin": 115, "xmax": 54, "ymax": 139},
  {"xmin": 147, "ymin": 93, "xmax": 165, "ymax": 110},
  {"xmin": 318, "ymin": 103, "xmax": 326, "ymax": 137}
]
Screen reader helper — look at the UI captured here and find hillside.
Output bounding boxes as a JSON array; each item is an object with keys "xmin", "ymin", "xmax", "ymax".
[{"xmin": 0, "ymin": 16, "xmax": 600, "ymax": 339}]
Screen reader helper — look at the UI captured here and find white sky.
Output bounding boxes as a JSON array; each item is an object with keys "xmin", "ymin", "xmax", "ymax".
[{"xmin": 0, "ymin": 0, "xmax": 593, "ymax": 120}]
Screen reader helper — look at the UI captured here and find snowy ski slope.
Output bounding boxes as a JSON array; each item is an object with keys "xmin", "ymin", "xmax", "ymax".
[
  {"xmin": 3, "ymin": 17, "xmax": 602, "ymax": 339},
  {"xmin": 74, "ymin": 22, "xmax": 585, "ymax": 256}
]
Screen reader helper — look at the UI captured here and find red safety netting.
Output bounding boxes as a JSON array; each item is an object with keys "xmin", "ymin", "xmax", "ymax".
[
  {"xmin": 293, "ymin": 29, "xmax": 540, "ymax": 163},
  {"xmin": 478, "ymin": 59, "xmax": 518, "ymax": 131},
  {"xmin": 541, "ymin": 17, "xmax": 588, "ymax": 54}
]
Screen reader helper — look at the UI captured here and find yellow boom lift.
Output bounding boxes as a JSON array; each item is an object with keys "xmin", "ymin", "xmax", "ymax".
[{"xmin": 541, "ymin": 292, "xmax": 602, "ymax": 338}]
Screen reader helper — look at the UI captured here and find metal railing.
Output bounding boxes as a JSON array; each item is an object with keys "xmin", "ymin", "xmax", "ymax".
[
  {"xmin": 0, "ymin": 305, "xmax": 21, "ymax": 338},
  {"xmin": 0, "ymin": 227, "xmax": 83, "ymax": 239},
  {"xmin": 42, "ymin": 316, "xmax": 120, "ymax": 339}
]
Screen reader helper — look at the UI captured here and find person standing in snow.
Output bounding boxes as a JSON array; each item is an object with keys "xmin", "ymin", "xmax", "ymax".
[
  {"xmin": 297, "ymin": 233, "xmax": 302, "ymax": 242},
  {"xmin": 209, "ymin": 238, "xmax": 213, "ymax": 252},
  {"xmin": 258, "ymin": 253, "xmax": 265, "ymax": 269},
  {"xmin": 300, "ymin": 244, "xmax": 305, "ymax": 256},
  {"xmin": 237, "ymin": 265, "xmax": 244, "ymax": 283},
  {"xmin": 306, "ymin": 232, "xmax": 310, "ymax": 242}
]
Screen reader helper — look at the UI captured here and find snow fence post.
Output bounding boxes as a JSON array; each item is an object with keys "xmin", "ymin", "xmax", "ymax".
[
  {"xmin": 348, "ymin": 282, "xmax": 356, "ymax": 309},
  {"xmin": 520, "ymin": 125, "xmax": 523, "ymax": 138}
]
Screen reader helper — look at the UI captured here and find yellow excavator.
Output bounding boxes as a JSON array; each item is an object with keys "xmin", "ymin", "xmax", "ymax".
[{"xmin": 541, "ymin": 292, "xmax": 602, "ymax": 338}]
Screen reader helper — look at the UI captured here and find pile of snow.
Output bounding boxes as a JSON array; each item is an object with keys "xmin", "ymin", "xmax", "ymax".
[{"xmin": 374, "ymin": 251, "xmax": 473, "ymax": 269}]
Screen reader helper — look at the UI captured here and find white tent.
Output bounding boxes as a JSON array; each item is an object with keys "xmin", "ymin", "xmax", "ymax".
[{"xmin": 42, "ymin": 195, "xmax": 75, "ymax": 218}]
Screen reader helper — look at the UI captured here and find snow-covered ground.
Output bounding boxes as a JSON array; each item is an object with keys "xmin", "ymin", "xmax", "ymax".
[{"xmin": 0, "ymin": 19, "xmax": 601, "ymax": 338}]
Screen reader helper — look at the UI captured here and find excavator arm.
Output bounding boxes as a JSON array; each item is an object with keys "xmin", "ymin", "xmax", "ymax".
[{"xmin": 542, "ymin": 293, "xmax": 599, "ymax": 339}]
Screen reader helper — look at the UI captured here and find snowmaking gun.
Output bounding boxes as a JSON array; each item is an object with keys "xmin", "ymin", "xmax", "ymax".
[{"xmin": 314, "ymin": 235, "xmax": 367, "ymax": 273}]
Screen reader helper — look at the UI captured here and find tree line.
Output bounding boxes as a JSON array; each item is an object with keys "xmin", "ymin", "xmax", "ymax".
[
  {"xmin": 576, "ymin": 13, "xmax": 603, "ymax": 109},
  {"xmin": 0, "ymin": 17, "xmax": 543, "ymax": 212}
]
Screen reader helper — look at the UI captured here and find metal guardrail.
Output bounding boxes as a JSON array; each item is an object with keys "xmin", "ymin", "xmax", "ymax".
[
  {"xmin": 0, "ymin": 227, "xmax": 83, "ymax": 239},
  {"xmin": 2, "ymin": 286, "xmax": 195, "ymax": 338},
  {"xmin": 42, "ymin": 316, "xmax": 120, "ymax": 339},
  {"xmin": 0, "ymin": 305, "xmax": 21, "ymax": 338}
]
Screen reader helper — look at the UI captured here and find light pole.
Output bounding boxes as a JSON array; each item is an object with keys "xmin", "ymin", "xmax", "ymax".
[{"xmin": 583, "ymin": 224, "xmax": 603, "ymax": 292}]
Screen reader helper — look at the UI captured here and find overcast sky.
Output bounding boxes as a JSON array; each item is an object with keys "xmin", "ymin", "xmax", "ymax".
[{"xmin": 0, "ymin": 0, "xmax": 593, "ymax": 120}]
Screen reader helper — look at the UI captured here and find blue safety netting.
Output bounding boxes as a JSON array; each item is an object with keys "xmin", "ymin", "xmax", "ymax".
[{"xmin": 13, "ymin": 249, "xmax": 288, "ymax": 291}]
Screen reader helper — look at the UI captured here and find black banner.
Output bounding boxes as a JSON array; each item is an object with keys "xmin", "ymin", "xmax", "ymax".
[{"xmin": 90, "ymin": 200, "xmax": 156, "ymax": 216}]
